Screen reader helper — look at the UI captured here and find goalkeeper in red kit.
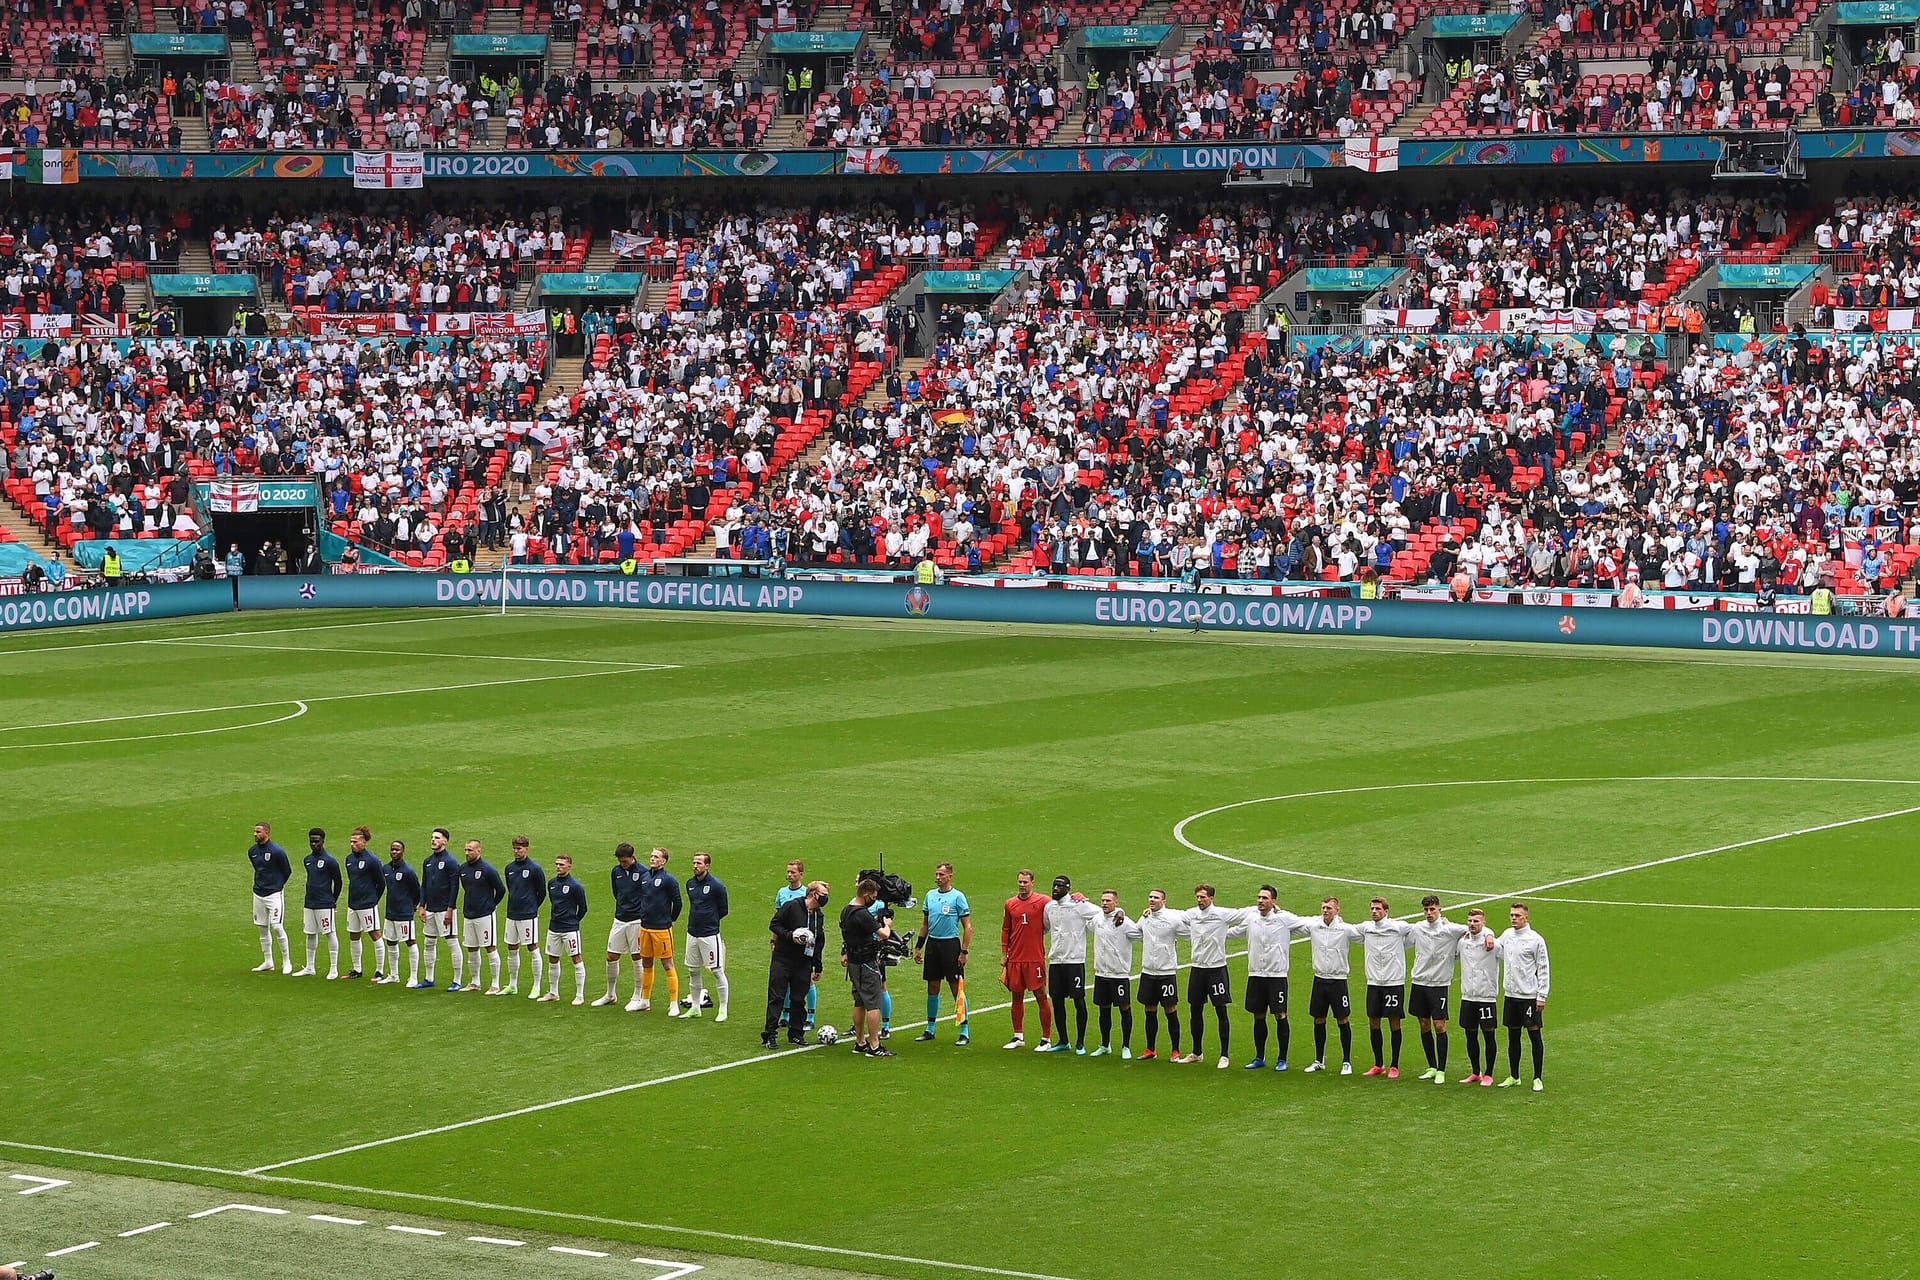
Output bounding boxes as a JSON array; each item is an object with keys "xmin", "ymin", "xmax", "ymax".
[{"xmin": 1000, "ymin": 869, "xmax": 1054, "ymax": 1050}]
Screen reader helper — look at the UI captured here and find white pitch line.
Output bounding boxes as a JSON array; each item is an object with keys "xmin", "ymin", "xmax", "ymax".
[
  {"xmin": 9, "ymin": 1174, "xmax": 70, "ymax": 1194},
  {"xmin": 118, "ymin": 1222, "xmax": 172, "ymax": 1237},
  {"xmin": 387, "ymin": 1224, "xmax": 444, "ymax": 1236},
  {"xmin": 633, "ymin": 1258, "xmax": 702, "ymax": 1280},
  {"xmin": 551, "ymin": 1246, "xmax": 610, "ymax": 1257},
  {"xmin": 45, "ymin": 1242, "xmax": 99, "ymax": 1257},
  {"xmin": 516, "ymin": 603, "xmax": 1920, "ymax": 674},
  {"xmin": 0, "ymin": 1140, "xmax": 244, "ymax": 1177},
  {"xmin": 0, "ymin": 611, "xmax": 501, "ymax": 656},
  {"xmin": 309, "ymin": 1213, "xmax": 366, "ymax": 1225},
  {"xmin": 0, "ymin": 666, "xmax": 661, "ymax": 736},
  {"xmin": 0, "ymin": 702, "xmax": 310, "ymax": 751},
  {"xmin": 190, "ymin": 1204, "xmax": 289, "ymax": 1219},
  {"xmin": 468, "ymin": 1236, "xmax": 526, "ymax": 1246},
  {"xmin": 1174, "ymin": 775, "xmax": 1920, "ymax": 896},
  {"xmin": 1500, "ymin": 896, "xmax": 1920, "ymax": 912},
  {"xmin": 153, "ymin": 638, "xmax": 681, "ymax": 671}
]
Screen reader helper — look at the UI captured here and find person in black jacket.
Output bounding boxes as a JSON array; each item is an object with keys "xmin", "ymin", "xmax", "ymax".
[{"xmin": 764, "ymin": 880, "xmax": 830, "ymax": 1049}]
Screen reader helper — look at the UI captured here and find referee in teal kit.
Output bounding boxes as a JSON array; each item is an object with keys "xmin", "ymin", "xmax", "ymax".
[{"xmin": 915, "ymin": 861, "xmax": 972, "ymax": 1045}]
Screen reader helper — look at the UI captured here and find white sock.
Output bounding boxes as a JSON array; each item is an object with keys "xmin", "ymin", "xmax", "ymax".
[
  {"xmin": 715, "ymin": 970, "xmax": 729, "ymax": 1012},
  {"xmin": 258, "ymin": 925, "xmax": 273, "ymax": 961},
  {"xmin": 350, "ymin": 937, "xmax": 363, "ymax": 971},
  {"xmin": 425, "ymin": 944, "xmax": 437, "ymax": 983},
  {"xmin": 466, "ymin": 949, "xmax": 481, "ymax": 983},
  {"xmin": 531, "ymin": 952, "xmax": 544, "ymax": 993},
  {"xmin": 606, "ymin": 959, "xmax": 620, "ymax": 997},
  {"xmin": 450, "ymin": 942, "xmax": 464, "ymax": 985},
  {"xmin": 574, "ymin": 961, "xmax": 587, "ymax": 997},
  {"xmin": 407, "ymin": 943, "xmax": 420, "ymax": 983},
  {"xmin": 272, "ymin": 923, "xmax": 290, "ymax": 963},
  {"xmin": 489, "ymin": 951, "xmax": 502, "ymax": 986},
  {"xmin": 371, "ymin": 939, "xmax": 382, "ymax": 977},
  {"xmin": 689, "ymin": 970, "xmax": 703, "ymax": 1007},
  {"xmin": 325, "ymin": 933, "xmax": 339, "ymax": 974},
  {"xmin": 508, "ymin": 950, "xmax": 521, "ymax": 988},
  {"xmin": 305, "ymin": 935, "xmax": 317, "ymax": 969}
]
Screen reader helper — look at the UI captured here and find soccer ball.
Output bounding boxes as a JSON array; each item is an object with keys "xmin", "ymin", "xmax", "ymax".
[{"xmin": 816, "ymin": 1025, "xmax": 839, "ymax": 1045}]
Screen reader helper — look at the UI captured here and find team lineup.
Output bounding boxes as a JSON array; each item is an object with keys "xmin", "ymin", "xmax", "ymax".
[{"xmin": 245, "ymin": 826, "xmax": 1551, "ymax": 1088}]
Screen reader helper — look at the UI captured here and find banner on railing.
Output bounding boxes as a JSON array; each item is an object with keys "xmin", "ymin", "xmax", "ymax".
[
  {"xmin": 1344, "ymin": 136, "xmax": 1399, "ymax": 173},
  {"xmin": 1363, "ymin": 307, "xmax": 1440, "ymax": 329},
  {"xmin": 308, "ymin": 311, "xmax": 547, "ymax": 337},
  {"xmin": 0, "ymin": 313, "xmax": 130, "ymax": 338},
  {"xmin": 609, "ymin": 231, "xmax": 657, "ymax": 257},
  {"xmin": 1832, "ymin": 307, "xmax": 1918, "ymax": 331},
  {"xmin": 352, "ymin": 151, "xmax": 425, "ymax": 189}
]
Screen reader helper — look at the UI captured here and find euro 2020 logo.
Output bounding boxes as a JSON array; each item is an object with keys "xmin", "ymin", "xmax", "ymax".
[{"xmin": 905, "ymin": 586, "xmax": 932, "ymax": 617}]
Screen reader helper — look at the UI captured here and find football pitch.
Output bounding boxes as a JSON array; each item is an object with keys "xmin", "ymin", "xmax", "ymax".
[{"xmin": 4, "ymin": 606, "xmax": 1917, "ymax": 1280}]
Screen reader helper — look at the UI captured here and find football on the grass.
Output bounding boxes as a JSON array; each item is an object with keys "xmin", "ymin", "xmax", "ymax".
[{"xmin": 816, "ymin": 1025, "xmax": 839, "ymax": 1045}]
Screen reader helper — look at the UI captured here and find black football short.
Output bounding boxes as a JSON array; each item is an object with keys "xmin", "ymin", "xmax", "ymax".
[
  {"xmin": 1310, "ymin": 976, "xmax": 1351, "ymax": 1018},
  {"xmin": 1093, "ymin": 975, "xmax": 1131, "ymax": 1007},
  {"xmin": 1409, "ymin": 984, "xmax": 1449, "ymax": 1020},
  {"xmin": 1139, "ymin": 973, "xmax": 1178, "ymax": 1007},
  {"xmin": 1503, "ymin": 996, "xmax": 1544, "ymax": 1029},
  {"xmin": 1244, "ymin": 975, "xmax": 1288, "ymax": 1016}
]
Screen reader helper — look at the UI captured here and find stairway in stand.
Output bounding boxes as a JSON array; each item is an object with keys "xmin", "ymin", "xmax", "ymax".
[
  {"xmin": 1393, "ymin": 102, "xmax": 1436, "ymax": 136},
  {"xmin": 228, "ymin": 38, "xmax": 264, "ymax": 86},
  {"xmin": 485, "ymin": 5, "xmax": 523, "ymax": 32},
  {"xmin": 0, "ymin": 498, "xmax": 72, "ymax": 571},
  {"xmin": 175, "ymin": 238, "xmax": 214, "ymax": 275}
]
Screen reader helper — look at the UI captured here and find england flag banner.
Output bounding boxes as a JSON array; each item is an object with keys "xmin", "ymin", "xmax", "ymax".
[
  {"xmin": 1344, "ymin": 136, "xmax": 1398, "ymax": 173},
  {"xmin": 352, "ymin": 151, "xmax": 426, "ymax": 189},
  {"xmin": 208, "ymin": 481, "xmax": 260, "ymax": 513}
]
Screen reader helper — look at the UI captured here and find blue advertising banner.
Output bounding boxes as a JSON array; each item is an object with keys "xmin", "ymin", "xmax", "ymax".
[
  {"xmin": 152, "ymin": 273, "xmax": 257, "ymax": 297},
  {"xmin": 235, "ymin": 575, "xmax": 1920, "ymax": 660},
  {"xmin": 538, "ymin": 272, "xmax": 644, "ymax": 296},
  {"xmin": 129, "ymin": 32, "xmax": 227, "ymax": 55},
  {"xmin": 1081, "ymin": 23, "xmax": 1172, "ymax": 47},
  {"xmin": 768, "ymin": 31, "xmax": 862, "ymax": 52},
  {"xmin": 1836, "ymin": 0, "xmax": 1920, "ymax": 23},
  {"xmin": 1305, "ymin": 267, "xmax": 1399, "ymax": 291},
  {"xmin": 0, "ymin": 581, "xmax": 232, "ymax": 634},
  {"xmin": 1718, "ymin": 263, "xmax": 1820, "ymax": 288},
  {"xmin": 921, "ymin": 270, "xmax": 1018, "ymax": 292},
  {"xmin": 449, "ymin": 34, "xmax": 548, "ymax": 56},
  {"xmin": 1430, "ymin": 13, "xmax": 1519, "ymax": 36}
]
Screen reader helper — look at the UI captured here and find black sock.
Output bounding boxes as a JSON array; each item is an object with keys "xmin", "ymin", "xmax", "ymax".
[
  {"xmin": 1420, "ymin": 1027, "xmax": 1436, "ymax": 1067},
  {"xmin": 1166, "ymin": 1009, "xmax": 1181, "ymax": 1053},
  {"xmin": 1314, "ymin": 1021, "xmax": 1327, "ymax": 1061},
  {"xmin": 1145, "ymin": 1007, "xmax": 1159, "ymax": 1051},
  {"xmin": 1074, "ymin": 999, "xmax": 1087, "ymax": 1048},
  {"xmin": 1466, "ymin": 1028, "xmax": 1482, "ymax": 1074},
  {"xmin": 1119, "ymin": 1004, "xmax": 1133, "ymax": 1048},
  {"xmin": 1253, "ymin": 1018, "xmax": 1268, "ymax": 1059},
  {"xmin": 1188, "ymin": 1002, "xmax": 1206, "ymax": 1057},
  {"xmin": 1339, "ymin": 1021, "xmax": 1352, "ymax": 1061},
  {"xmin": 1529, "ymin": 1028, "xmax": 1544, "ymax": 1079},
  {"xmin": 1437, "ymin": 1029, "xmax": 1449, "ymax": 1071},
  {"xmin": 1369, "ymin": 1026, "xmax": 1384, "ymax": 1065},
  {"xmin": 1481, "ymin": 1027, "xmax": 1497, "ymax": 1074},
  {"xmin": 1215, "ymin": 1006, "xmax": 1229, "ymax": 1057},
  {"xmin": 1275, "ymin": 1018, "xmax": 1289, "ymax": 1062},
  {"xmin": 1508, "ymin": 1026, "xmax": 1523, "ymax": 1078},
  {"xmin": 1098, "ymin": 1005, "xmax": 1112, "ymax": 1048},
  {"xmin": 1390, "ymin": 1026, "xmax": 1402, "ymax": 1067}
]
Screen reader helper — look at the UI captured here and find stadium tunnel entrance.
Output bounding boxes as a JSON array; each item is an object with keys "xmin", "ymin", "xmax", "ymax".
[{"xmin": 212, "ymin": 507, "xmax": 316, "ymax": 576}]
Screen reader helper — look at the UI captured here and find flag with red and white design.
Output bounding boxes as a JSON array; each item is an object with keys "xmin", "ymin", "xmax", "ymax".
[
  {"xmin": 207, "ymin": 481, "xmax": 259, "ymax": 513},
  {"xmin": 1344, "ymin": 136, "xmax": 1399, "ymax": 173}
]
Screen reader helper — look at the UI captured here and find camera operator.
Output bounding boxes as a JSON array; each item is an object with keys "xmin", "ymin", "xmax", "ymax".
[
  {"xmin": 840, "ymin": 877, "xmax": 895, "ymax": 1058},
  {"xmin": 763, "ymin": 879, "xmax": 830, "ymax": 1049}
]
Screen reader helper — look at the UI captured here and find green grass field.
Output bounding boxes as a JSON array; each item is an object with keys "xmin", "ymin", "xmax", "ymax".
[{"xmin": 4, "ymin": 607, "xmax": 1918, "ymax": 1280}]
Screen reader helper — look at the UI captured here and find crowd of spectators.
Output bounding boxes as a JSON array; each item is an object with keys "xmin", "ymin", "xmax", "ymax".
[
  {"xmin": 805, "ymin": 63, "xmax": 1061, "ymax": 147},
  {"xmin": 1429, "ymin": 47, "xmax": 1813, "ymax": 134},
  {"xmin": 1083, "ymin": 50, "xmax": 1399, "ymax": 142},
  {"xmin": 206, "ymin": 204, "xmax": 575, "ymax": 312}
]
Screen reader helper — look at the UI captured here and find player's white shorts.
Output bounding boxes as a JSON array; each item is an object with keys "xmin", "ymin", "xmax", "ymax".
[
  {"xmin": 302, "ymin": 907, "xmax": 336, "ymax": 936},
  {"xmin": 421, "ymin": 910, "xmax": 453, "ymax": 938},
  {"xmin": 684, "ymin": 933, "xmax": 726, "ymax": 970},
  {"xmin": 252, "ymin": 892, "xmax": 284, "ymax": 927},
  {"xmin": 460, "ymin": 914, "xmax": 496, "ymax": 949},
  {"xmin": 504, "ymin": 917, "xmax": 538, "ymax": 947},
  {"xmin": 349, "ymin": 908, "xmax": 380, "ymax": 935},
  {"xmin": 607, "ymin": 919, "xmax": 642, "ymax": 954},
  {"xmin": 382, "ymin": 916, "xmax": 415, "ymax": 943},
  {"xmin": 545, "ymin": 930, "xmax": 583, "ymax": 960}
]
